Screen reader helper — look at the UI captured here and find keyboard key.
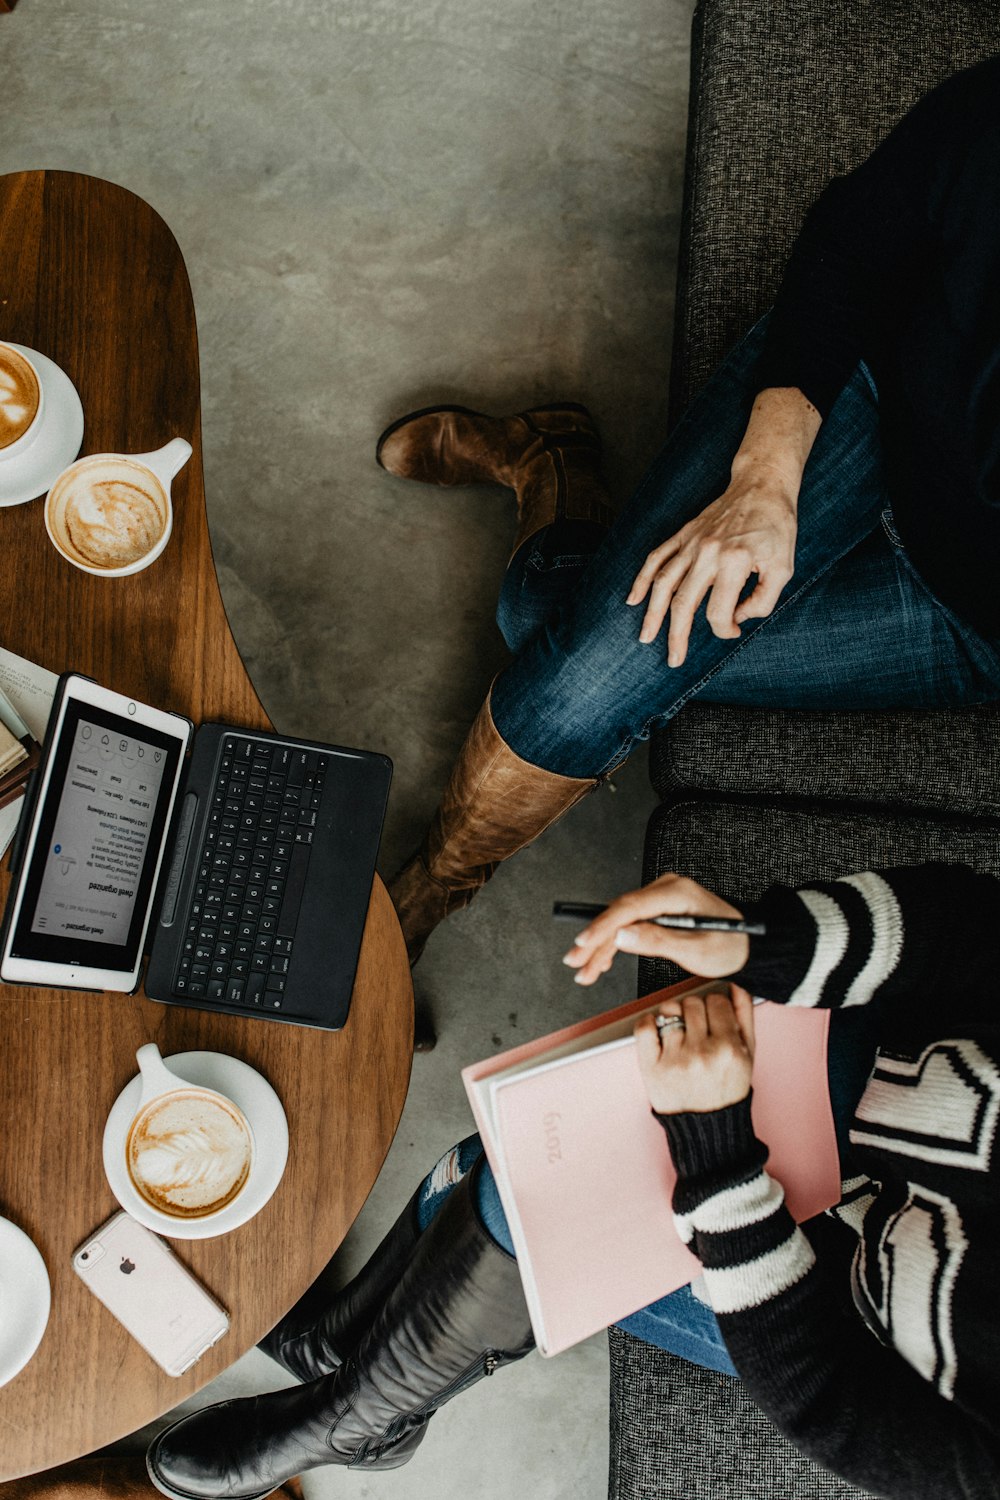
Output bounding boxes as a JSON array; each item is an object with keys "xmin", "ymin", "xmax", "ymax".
[
  {"xmin": 223, "ymin": 901, "xmax": 240, "ymax": 921},
  {"xmin": 252, "ymin": 758, "xmax": 270, "ymax": 776},
  {"xmin": 232, "ymin": 959, "xmax": 249, "ymax": 979},
  {"xmin": 268, "ymin": 995, "xmax": 283, "ymax": 1010},
  {"xmin": 194, "ymin": 944, "xmax": 213, "ymax": 963},
  {"xmin": 270, "ymin": 955, "xmax": 290, "ymax": 976},
  {"xmin": 299, "ymin": 809, "xmax": 317, "ymax": 827},
  {"xmin": 191, "ymin": 963, "xmax": 210, "ymax": 979},
  {"xmin": 294, "ymin": 829, "xmax": 313, "ymax": 845},
  {"xmin": 206, "ymin": 890, "xmax": 224, "ymax": 909},
  {"xmin": 236, "ymin": 941, "xmax": 252, "ymax": 959},
  {"xmin": 265, "ymin": 973, "xmax": 287, "ymax": 994},
  {"xmin": 248, "ymin": 776, "xmax": 266, "ymax": 794},
  {"xmin": 188, "ymin": 980, "xmax": 207, "ymax": 998},
  {"xmin": 219, "ymin": 921, "xmax": 236, "ymax": 940},
  {"xmin": 252, "ymin": 954, "xmax": 269, "ymax": 972},
  {"xmin": 270, "ymin": 859, "xmax": 288, "ymax": 879},
  {"xmin": 239, "ymin": 921, "xmax": 255, "ymax": 940},
  {"xmin": 259, "ymin": 915, "xmax": 277, "ymax": 934},
  {"xmin": 274, "ymin": 841, "xmax": 292, "ymax": 860},
  {"xmin": 250, "ymin": 864, "xmax": 268, "ymax": 885},
  {"xmin": 208, "ymin": 980, "xmax": 226, "ymax": 999},
  {"xmin": 214, "ymin": 941, "xmax": 233, "ymax": 960},
  {"xmin": 229, "ymin": 869, "xmax": 248, "ymax": 888},
  {"xmin": 227, "ymin": 980, "xmax": 245, "ymax": 1005},
  {"xmin": 211, "ymin": 961, "xmax": 228, "ymax": 979},
  {"xmin": 263, "ymin": 897, "xmax": 280, "ymax": 915},
  {"xmin": 274, "ymin": 936, "xmax": 293, "ymax": 956},
  {"xmin": 254, "ymin": 934, "xmax": 273, "ymax": 953},
  {"xmin": 246, "ymin": 972, "xmax": 266, "ymax": 1006},
  {"xmin": 175, "ymin": 975, "xmax": 188, "ymax": 993},
  {"xmin": 238, "ymin": 830, "xmax": 255, "ymax": 848}
]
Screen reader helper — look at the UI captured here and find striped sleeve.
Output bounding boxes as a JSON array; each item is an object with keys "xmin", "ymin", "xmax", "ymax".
[
  {"xmin": 658, "ymin": 1097, "xmax": 816, "ymax": 1315},
  {"xmin": 731, "ymin": 864, "xmax": 1000, "ymax": 1026}
]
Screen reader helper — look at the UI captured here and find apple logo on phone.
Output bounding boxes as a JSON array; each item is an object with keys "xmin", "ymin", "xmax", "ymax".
[{"xmin": 120, "ymin": 1258, "xmax": 136, "ymax": 1275}]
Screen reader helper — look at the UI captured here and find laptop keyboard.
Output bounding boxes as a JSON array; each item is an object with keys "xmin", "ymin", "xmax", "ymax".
[{"xmin": 172, "ymin": 735, "xmax": 327, "ymax": 1011}]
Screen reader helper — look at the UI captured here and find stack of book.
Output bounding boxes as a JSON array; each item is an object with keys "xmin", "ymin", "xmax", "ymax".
[{"xmin": 0, "ymin": 683, "xmax": 40, "ymax": 812}]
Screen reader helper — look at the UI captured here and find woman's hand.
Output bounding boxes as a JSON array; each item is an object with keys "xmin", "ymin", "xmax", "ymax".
[
  {"xmin": 627, "ymin": 462, "xmax": 797, "ymax": 667},
  {"xmin": 634, "ymin": 987, "xmax": 756, "ymax": 1115},
  {"xmin": 626, "ymin": 387, "xmax": 822, "ymax": 667},
  {"xmin": 563, "ymin": 872, "xmax": 749, "ymax": 985}
]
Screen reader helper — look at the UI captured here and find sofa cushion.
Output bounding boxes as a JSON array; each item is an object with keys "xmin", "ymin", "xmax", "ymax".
[
  {"xmin": 608, "ymin": 1326, "xmax": 873, "ymax": 1499},
  {"xmin": 649, "ymin": 702, "xmax": 1000, "ymax": 816},
  {"xmin": 637, "ymin": 795, "xmax": 1000, "ymax": 995},
  {"xmin": 670, "ymin": 0, "xmax": 1000, "ymax": 418}
]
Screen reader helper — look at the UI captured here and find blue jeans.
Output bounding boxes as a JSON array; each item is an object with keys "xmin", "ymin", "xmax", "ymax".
[
  {"xmin": 417, "ymin": 1004, "xmax": 882, "ymax": 1377},
  {"xmin": 490, "ymin": 319, "xmax": 1000, "ymax": 775}
]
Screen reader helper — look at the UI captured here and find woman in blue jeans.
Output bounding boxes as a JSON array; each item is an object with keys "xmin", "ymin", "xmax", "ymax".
[{"xmin": 386, "ymin": 57, "xmax": 1000, "ymax": 966}]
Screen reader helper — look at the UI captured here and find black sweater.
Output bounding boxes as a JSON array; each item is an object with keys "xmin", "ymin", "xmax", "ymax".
[
  {"xmin": 658, "ymin": 864, "xmax": 1000, "ymax": 1498},
  {"xmin": 755, "ymin": 58, "xmax": 1000, "ymax": 638}
]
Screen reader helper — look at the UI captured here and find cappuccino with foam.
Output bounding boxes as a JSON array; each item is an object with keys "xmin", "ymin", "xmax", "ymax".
[
  {"xmin": 46, "ymin": 455, "xmax": 168, "ymax": 571},
  {"xmin": 126, "ymin": 1087, "xmax": 254, "ymax": 1219},
  {"xmin": 0, "ymin": 345, "xmax": 41, "ymax": 452}
]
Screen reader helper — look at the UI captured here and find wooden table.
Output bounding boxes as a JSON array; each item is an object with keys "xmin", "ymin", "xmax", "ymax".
[{"xmin": 0, "ymin": 171, "xmax": 413, "ymax": 1480}]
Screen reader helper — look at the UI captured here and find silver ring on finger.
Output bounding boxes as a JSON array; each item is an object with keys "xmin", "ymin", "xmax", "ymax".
[{"xmin": 655, "ymin": 1015, "xmax": 686, "ymax": 1038}]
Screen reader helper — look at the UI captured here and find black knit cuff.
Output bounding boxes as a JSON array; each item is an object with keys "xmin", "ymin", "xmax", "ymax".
[
  {"xmin": 654, "ymin": 1094, "xmax": 766, "ymax": 1191},
  {"xmin": 727, "ymin": 884, "xmax": 817, "ymax": 1002}
]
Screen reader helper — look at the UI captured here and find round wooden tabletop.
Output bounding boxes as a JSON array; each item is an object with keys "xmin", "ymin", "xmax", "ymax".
[{"xmin": 0, "ymin": 171, "xmax": 413, "ymax": 1479}]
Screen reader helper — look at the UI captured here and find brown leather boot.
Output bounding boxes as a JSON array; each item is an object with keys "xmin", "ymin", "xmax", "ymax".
[
  {"xmin": 388, "ymin": 691, "xmax": 596, "ymax": 966},
  {"xmin": 376, "ymin": 402, "xmax": 613, "ymax": 559}
]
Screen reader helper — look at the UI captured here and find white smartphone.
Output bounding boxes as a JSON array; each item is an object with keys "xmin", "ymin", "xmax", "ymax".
[{"xmin": 73, "ymin": 1211, "xmax": 229, "ymax": 1376}]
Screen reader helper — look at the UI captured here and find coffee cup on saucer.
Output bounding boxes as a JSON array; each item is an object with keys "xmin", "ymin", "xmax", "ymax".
[
  {"xmin": 44, "ymin": 437, "xmax": 191, "ymax": 576},
  {"xmin": 0, "ymin": 341, "xmax": 85, "ymax": 507},
  {"xmin": 0, "ymin": 343, "xmax": 45, "ymax": 462},
  {"xmin": 103, "ymin": 1045, "xmax": 288, "ymax": 1240},
  {"xmin": 124, "ymin": 1044, "xmax": 255, "ymax": 1223}
]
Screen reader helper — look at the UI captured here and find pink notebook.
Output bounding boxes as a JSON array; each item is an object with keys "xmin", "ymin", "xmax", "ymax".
[{"xmin": 462, "ymin": 981, "xmax": 840, "ymax": 1357}]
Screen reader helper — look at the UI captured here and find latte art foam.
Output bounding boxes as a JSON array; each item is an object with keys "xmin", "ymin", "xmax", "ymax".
[
  {"xmin": 0, "ymin": 346, "xmax": 40, "ymax": 450},
  {"xmin": 49, "ymin": 458, "xmax": 167, "ymax": 569},
  {"xmin": 127, "ymin": 1088, "xmax": 253, "ymax": 1218}
]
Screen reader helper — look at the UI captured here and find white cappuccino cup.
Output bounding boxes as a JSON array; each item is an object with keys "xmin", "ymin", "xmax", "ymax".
[{"xmin": 44, "ymin": 437, "xmax": 191, "ymax": 576}]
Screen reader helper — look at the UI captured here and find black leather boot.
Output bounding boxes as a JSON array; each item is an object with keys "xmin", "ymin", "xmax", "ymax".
[
  {"xmin": 146, "ymin": 1164, "xmax": 535, "ymax": 1500},
  {"xmin": 258, "ymin": 1187, "xmax": 423, "ymax": 1380}
]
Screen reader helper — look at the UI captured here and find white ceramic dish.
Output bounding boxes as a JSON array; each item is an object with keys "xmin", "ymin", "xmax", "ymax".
[
  {"xmin": 0, "ymin": 344, "xmax": 84, "ymax": 506},
  {"xmin": 103, "ymin": 1051, "xmax": 288, "ymax": 1240},
  {"xmin": 0, "ymin": 1217, "xmax": 51, "ymax": 1387}
]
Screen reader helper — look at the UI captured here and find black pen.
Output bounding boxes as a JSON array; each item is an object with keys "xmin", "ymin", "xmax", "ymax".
[{"xmin": 552, "ymin": 900, "xmax": 766, "ymax": 937}]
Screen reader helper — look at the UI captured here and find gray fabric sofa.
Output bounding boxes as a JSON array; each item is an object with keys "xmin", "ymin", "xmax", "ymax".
[{"xmin": 607, "ymin": 4, "xmax": 1000, "ymax": 1497}]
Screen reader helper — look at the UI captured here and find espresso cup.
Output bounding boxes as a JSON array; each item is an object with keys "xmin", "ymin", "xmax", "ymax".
[
  {"xmin": 44, "ymin": 437, "xmax": 191, "ymax": 576},
  {"xmin": 0, "ymin": 343, "xmax": 44, "ymax": 462},
  {"xmin": 124, "ymin": 1044, "xmax": 256, "ymax": 1222}
]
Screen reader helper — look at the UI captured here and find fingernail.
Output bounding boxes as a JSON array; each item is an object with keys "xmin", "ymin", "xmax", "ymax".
[
  {"xmin": 573, "ymin": 933, "xmax": 590, "ymax": 947},
  {"xmin": 574, "ymin": 972, "xmax": 588, "ymax": 984},
  {"xmin": 615, "ymin": 929, "xmax": 638, "ymax": 950}
]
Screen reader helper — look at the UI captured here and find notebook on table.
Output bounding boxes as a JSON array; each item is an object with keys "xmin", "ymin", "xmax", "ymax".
[
  {"xmin": 462, "ymin": 981, "xmax": 840, "ymax": 1357},
  {"xmin": 0, "ymin": 672, "xmax": 391, "ymax": 1029}
]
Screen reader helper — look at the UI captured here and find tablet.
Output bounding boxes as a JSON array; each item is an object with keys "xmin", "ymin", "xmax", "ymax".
[{"xmin": 1, "ymin": 674, "xmax": 191, "ymax": 992}]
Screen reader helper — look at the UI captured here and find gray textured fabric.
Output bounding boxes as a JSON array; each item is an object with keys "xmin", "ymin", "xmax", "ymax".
[
  {"xmin": 649, "ymin": 702, "xmax": 1000, "ymax": 813},
  {"xmin": 636, "ymin": 796, "xmax": 1000, "ymax": 996},
  {"xmin": 615, "ymin": 6, "xmax": 1000, "ymax": 1497},
  {"xmin": 608, "ymin": 1327, "xmax": 872, "ymax": 1500},
  {"xmin": 670, "ymin": 0, "xmax": 1000, "ymax": 417}
]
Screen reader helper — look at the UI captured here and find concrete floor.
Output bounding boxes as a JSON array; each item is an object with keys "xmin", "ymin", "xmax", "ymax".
[{"xmin": 2, "ymin": 2, "xmax": 693, "ymax": 1495}]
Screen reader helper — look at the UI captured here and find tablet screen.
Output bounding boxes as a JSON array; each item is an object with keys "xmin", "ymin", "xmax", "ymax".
[{"xmin": 8, "ymin": 697, "xmax": 184, "ymax": 974}]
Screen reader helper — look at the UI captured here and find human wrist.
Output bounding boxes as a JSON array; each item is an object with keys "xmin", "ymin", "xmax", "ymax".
[{"xmin": 654, "ymin": 1094, "xmax": 764, "ymax": 1187}]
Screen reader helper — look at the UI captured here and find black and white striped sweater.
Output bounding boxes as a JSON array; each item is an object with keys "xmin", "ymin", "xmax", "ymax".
[{"xmin": 658, "ymin": 864, "xmax": 1000, "ymax": 1499}]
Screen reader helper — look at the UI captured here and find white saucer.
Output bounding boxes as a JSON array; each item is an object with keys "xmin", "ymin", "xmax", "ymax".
[
  {"xmin": 103, "ymin": 1051, "xmax": 289, "ymax": 1240},
  {"xmin": 0, "ymin": 1217, "xmax": 51, "ymax": 1387},
  {"xmin": 0, "ymin": 344, "xmax": 85, "ymax": 506}
]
